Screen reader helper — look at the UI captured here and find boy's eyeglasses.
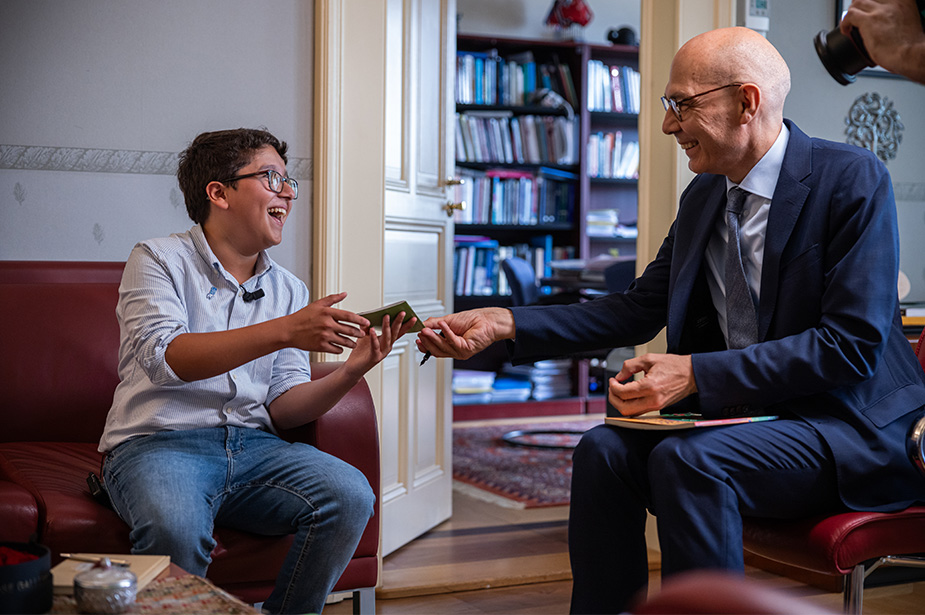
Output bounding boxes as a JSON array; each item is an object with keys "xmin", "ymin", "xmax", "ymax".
[{"xmin": 220, "ymin": 169, "xmax": 298, "ymax": 199}]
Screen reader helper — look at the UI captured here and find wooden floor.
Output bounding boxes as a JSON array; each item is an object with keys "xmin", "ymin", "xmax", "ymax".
[{"xmin": 327, "ymin": 420, "xmax": 925, "ymax": 615}]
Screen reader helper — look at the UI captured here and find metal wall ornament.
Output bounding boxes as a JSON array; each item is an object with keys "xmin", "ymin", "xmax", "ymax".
[{"xmin": 845, "ymin": 92, "xmax": 904, "ymax": 163}]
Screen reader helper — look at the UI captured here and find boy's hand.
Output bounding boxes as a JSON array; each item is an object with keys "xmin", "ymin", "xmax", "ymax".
[
  {"xmin": 345, "ymin": 312, "xmax": 417, "ymax": 376},
  {"xmin": 288, "ymin": 292, "xmax": 370, "ymax": 353}
]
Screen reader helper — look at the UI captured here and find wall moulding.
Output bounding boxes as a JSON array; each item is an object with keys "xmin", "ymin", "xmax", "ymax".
[{"xmin": 0, "ymin": 144, "xmax": 312, "ymax": 180}]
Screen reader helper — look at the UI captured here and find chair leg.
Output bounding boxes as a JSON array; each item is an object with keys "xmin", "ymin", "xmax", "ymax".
[
  {"xmin": 352, "ymin": 587, "xmax": 375, "ymax": 615},
  {"xmin": 844, "ymin": 563, "xmax": 865, "ymax": 615}
]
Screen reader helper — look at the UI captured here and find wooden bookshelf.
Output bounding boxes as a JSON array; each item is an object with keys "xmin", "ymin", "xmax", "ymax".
[{"xmin": 453, "ymin": 34, "xmax": 640, "ymax": 418}]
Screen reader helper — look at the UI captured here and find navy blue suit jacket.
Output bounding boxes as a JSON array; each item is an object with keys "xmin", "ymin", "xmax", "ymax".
[{"xmin": 510, "ymin": 120, "xmax": 925, "ymax": 511}]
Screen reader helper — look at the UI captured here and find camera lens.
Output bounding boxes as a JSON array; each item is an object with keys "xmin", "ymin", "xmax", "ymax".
[{"xmin": 814, "ymin": 28, "xmax": 875, "ymax": 86}]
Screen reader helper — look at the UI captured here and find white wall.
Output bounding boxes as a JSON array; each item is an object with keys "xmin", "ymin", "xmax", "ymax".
[
  {"xmin": 0, "ymin": 0, "xmax": 314, "ymax": 281},
  {"xmin": 458, "ymin": 0, "xmax": 640, "ymax": 45}
]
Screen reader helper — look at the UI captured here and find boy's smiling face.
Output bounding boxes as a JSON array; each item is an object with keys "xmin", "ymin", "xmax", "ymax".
[{"xmin": 220, "ymin": 145, "xmax": 294, "ymax": 254}]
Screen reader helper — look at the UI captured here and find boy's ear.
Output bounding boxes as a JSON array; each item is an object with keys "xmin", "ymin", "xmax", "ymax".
[{"xmin": 205, "ymin": 181, "xmax": 230, "ymax": 211}]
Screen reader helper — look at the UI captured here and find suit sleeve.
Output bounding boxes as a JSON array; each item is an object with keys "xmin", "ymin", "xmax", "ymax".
[{"xmin": 508, "ymin": 225, "xmax": 676, "ymax": 364}]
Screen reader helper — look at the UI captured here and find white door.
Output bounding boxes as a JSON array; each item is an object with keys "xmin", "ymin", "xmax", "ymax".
[
  {"xmin": 378, "ymin": 0, "xmax": 456, "ymax": 555},
  {"xmin": 313, "ymin": 0, "xmax": 456, "ymax": 557}
]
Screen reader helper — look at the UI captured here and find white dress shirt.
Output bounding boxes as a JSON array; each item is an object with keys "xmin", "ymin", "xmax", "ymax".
[{"xmin": 705, "ymin": 124, "xmax": 790, "ymax": 345}]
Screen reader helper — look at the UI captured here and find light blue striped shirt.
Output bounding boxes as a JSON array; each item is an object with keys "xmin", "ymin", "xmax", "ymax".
[{"xmin": 99, "ymin": 225, "xmax": 312, "ymax": 452}]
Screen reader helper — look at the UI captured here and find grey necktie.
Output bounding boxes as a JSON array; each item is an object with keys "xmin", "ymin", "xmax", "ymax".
[{"xmin": 725, "ymin": 187, "xmax": 758, "ymax": 349}]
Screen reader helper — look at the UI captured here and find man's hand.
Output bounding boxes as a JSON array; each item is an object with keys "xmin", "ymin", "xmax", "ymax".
[
  {"xmin": 840, "ymin": 0, "xmax": 925, "ymax": 84},
  {"xmin": 287, "ymin": 292, "xmax": 370, "ymax": 354},
  {"xmin": 415, "ymin": 308, "xmax": 515, "ymax": 360},
  {"xmin": 344, "ymin": 313, "xmax": 418, "ymax": 377},
  {"xmin": 609, "ymin": 353, "xmax": 697, "ymax": 417}
]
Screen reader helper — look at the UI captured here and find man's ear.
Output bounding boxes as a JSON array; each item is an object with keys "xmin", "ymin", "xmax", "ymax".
[
  {"xmin": 205, "ymin": 181, "xmax": 231, "ymax": 211},
  {"xmin": 738, "ymin": 83, "xmax": 761, "ymax": 124}
]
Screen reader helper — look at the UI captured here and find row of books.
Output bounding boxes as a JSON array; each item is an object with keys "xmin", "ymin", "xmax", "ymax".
[
  {"xmin": 456, "ymin": 112, "xmax": 578, "ymax": 166},
  {"xmin": 456, "ymin": 49, "xmax": 579, "ymax": 109},
  {"xmin": 453, "ymin": 166, "xmax": 576, "ymax": 226},
  {"xmin": 454, "ymin": 235, "xmax": 574, "ymax": 297},
  {"xmin": 587, "ymin": 61, "xmax": 640, "ymax": 114},
  {"xmin": 587, "ymin": 131, "xmax": 640, "ymax": 179}
]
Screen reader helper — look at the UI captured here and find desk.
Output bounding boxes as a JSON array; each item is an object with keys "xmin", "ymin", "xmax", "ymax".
[{"xmin": 52, "ymin": 564, "xmax": 257, "ymax": 614}]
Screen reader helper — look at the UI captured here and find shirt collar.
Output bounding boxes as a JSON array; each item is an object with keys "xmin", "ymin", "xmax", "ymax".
[
  {"xmin": 189, "ymin": 224, "xmax": 273, "ymax": 283},
  {"xmin": 725, "ymin": 123, "xmax": 790, "ymax": 200}
]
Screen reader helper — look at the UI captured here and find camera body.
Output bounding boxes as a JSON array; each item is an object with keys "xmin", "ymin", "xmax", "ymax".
[{"xmin": 815, "ymin": 0, "xmax": 925, "ymax": 85}]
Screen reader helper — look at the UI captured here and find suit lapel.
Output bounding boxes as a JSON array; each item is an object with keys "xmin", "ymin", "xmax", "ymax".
[
  {"xmin": 667, "ymin": 179, "xmax": 727, "ymax": 349},
  {"xmin": 758, "ymin": 120, "xmax": 812, "ymax": 339}
]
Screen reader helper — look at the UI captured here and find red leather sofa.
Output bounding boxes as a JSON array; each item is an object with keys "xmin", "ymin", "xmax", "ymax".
[{"xmin": 0, "ymin": 261, "xmax": 380, "ymax": 613}]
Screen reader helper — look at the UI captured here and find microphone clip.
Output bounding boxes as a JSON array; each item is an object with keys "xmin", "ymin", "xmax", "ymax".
[{"xmin": 242, "ymin": 288, "xmax": 265, "ymax": 302}]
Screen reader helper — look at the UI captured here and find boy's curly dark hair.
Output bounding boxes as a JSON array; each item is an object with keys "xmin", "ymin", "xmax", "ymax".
[{"xmin": 176, "ymin": 128, "xmax": 288, "ymax": 225}]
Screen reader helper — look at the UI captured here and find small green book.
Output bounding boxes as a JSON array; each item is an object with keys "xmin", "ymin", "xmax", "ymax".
[{"xmin": 358, "ymin": 300, "xmax": 424, "ymax": 332}]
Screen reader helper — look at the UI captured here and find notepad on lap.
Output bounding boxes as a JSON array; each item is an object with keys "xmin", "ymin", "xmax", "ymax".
[
  {"xmin": 358, "ymin": 300, "xmax": 424, "ymax": 332},
  {"xmin": 605, "ymin": 413, "xmax": 779, "ymax": 430},
  {"xmin": 51, "ymin": 554, "xmax": 170, "ymax": 594}
]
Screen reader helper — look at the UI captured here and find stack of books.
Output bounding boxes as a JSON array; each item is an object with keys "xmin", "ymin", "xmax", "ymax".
[
  {"xmin": 501, "ymin": 360, "xmax": 572, "ymax": 401},
  {"xmin": 452, "ymin": 370, "xmax": 496, "ymax": 405}
]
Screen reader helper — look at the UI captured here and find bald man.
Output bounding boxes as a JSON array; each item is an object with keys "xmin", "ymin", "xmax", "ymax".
[{"xmin": 418, "ymin": 27, "xmax": 925, "ymax": 612}]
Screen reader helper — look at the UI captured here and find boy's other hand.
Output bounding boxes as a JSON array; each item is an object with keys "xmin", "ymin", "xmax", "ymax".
[{"xmin": 289, "ymin": 292, "xmax": 370, "ymax": 353}]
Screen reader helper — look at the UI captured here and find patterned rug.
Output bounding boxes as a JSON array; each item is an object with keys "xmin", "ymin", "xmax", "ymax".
[{"xmin": 452, "ymin": 418, "xmax": 601, "ymax": 508}]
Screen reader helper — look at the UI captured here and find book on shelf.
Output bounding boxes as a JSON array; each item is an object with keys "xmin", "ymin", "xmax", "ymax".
[
  {"xmin": 536, "ymin": 166, "xmax": 577, "ymax": 224},
  {"xmin": 454, "ymin": 235, "xmax": 574, "ymax": 298},
  {"xmin": 587, "ymin": 61, "xmax": 640, "ymax": 114},
  {"xmin": 587, "ymin": 132, "xmax": 638, "ymax": 179},
  {"xmin": 456, "ymin": 46, "xmax": 578, "ymax": 110},
  {"xmin": 456, "ymin": 112, "xmax": 577, "ymax": 165}
]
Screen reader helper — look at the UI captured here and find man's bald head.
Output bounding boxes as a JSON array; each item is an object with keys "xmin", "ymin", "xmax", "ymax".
[{"xmin": 674, "ymin": 27, "xmax": 791, "ymax": 118}]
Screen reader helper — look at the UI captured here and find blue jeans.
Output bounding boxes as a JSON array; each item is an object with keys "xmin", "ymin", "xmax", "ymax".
[
  {"xmin": 568, "ymin": 420, "xmax": 841, "ymax": 614},
  {"xmin": 103, "ymin": 427, "xmax": 375, "ymax": 614}
]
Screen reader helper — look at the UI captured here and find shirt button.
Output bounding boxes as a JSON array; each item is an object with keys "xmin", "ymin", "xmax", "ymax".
[
  {"xmin": 231, "ymin": 373, "xmax": 237, "ymax": 381},
  {"xmin": 225, "ymin": 407, "xmax": 233, "ymax": 414}
]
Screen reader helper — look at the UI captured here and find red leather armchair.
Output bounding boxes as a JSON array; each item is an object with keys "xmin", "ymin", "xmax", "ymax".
[{"xmin": 0, "ymin": 261, "xmax": 380, "ymax": 613}]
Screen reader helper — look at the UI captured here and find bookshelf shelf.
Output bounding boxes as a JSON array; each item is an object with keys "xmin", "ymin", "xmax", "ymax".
[
  {"xmin": 456, "ymin": 161, "xmax": 579, "ymax": 173},
  {"xmin": 453, "ymin": 34, "xmax": 639, "ymax": 419},
  {"xmin": 589, "ymin": 177, "xmax": 637, "ymax": 186},
  {"xmin": 456, "ymin": 103, "xmax": 572, "ymax": 116}
]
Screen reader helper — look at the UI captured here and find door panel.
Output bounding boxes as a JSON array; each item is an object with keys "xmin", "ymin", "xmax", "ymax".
[{"xmin": 379, "ymin": 0, "xmax": 455, "ymax": 557}]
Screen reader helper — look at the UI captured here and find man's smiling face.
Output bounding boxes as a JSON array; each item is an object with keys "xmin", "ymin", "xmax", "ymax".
[{"xmin": 661, "ymin": 52, "xmax": 746, "ymax": 179}]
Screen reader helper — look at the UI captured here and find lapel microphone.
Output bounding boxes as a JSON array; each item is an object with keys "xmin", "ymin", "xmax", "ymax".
[{"xmin": 242, "ymin": 288, "xmax": 265, "ymax": 302}]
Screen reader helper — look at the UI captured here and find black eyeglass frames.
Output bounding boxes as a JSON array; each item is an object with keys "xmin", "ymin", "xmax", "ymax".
[
  {"xmin": 219, "ymin": 169, "xmax": 298, "ymax": 199},
  {"xmin": 660, "ymin": 83, "xmax": 744, "ymax": 121}
]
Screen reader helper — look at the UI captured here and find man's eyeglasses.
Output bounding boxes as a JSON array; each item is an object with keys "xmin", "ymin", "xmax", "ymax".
[
  {"xmin": 220, "ymin": 169, "xmax": 299, "ymax": 199},
  {"xmin": 661, "ymin": 83, "xmax": 744, "ymax": 121}
]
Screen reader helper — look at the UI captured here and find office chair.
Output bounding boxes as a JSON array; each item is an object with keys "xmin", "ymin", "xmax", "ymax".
[{"xmin": 501, "ymin": 257, "xmax": 540, "ymax": 306}]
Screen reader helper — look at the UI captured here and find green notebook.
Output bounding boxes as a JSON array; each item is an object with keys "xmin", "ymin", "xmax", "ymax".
[{"xmin": 358, "ymin": 300, "xmax": 424, "ymax": 332}]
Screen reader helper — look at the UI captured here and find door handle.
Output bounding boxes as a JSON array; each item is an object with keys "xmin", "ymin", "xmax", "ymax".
[
  {"xmin": 446, "ymin": 177, "xmax": 465, "ymax": 186},
  {"xmin": 443, "ymin": 201, "xmax": 466, "ymax": 217}
]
